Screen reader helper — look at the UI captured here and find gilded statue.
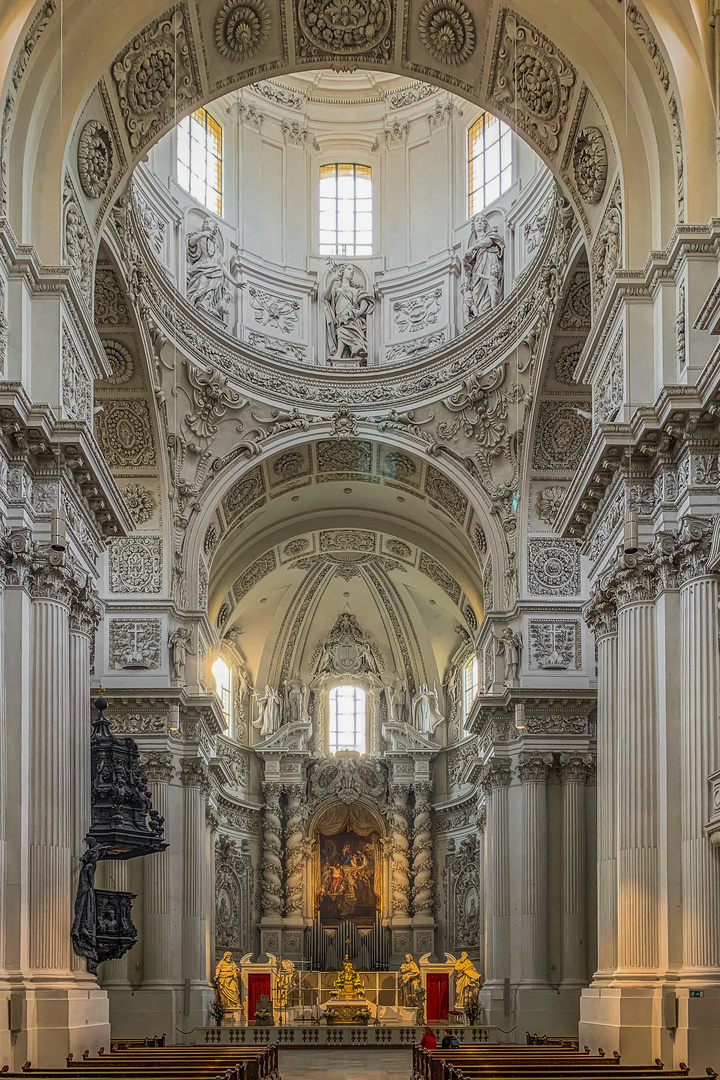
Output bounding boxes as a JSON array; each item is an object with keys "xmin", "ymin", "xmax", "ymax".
[
  {"xmin": 453, "ymin": 951, "xmax": 481, "ymax": 1007},
  {"xmin": 215, "ymin": 950, "xmax": 242, "ymax": 1009},
  {"xmin": 398, "ymin": 952, "xmax": 421, "ymax": 1006},
  {"xmin": 276, "ymin": 959, "xmax": 298, "ymax": 1009}
]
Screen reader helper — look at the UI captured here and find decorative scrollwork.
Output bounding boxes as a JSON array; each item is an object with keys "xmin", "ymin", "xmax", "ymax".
[{"xmin": 77, "ymin": 120, "xmax": 113, "ymax": 199}]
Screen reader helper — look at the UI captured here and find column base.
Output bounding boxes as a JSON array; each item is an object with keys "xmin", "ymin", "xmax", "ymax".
[
  {"xmin": 106, "ymin": 986, "xmax": 191, "ymax": 1044},
  {"xmin": 675, "ymin": 986, "xmax": 720, "ymax": 1075},
  {"xmin": 0, "ymin": 981, "xmax": 110, "ymax": 1069},
  {"xmin": 579, "ymin": 985, "xmax": 678, "ymax": 1065},
  {"xmin": 515, "ymin": 987, "xmax": 583, "ymax": 1039}
]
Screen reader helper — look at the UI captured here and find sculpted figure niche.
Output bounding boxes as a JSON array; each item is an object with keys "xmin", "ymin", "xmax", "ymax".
[
  {"xmin": 254, "ymin": 684, "xmax": 283, "ymax": 737},
  {"xmin": 324, "ymin": 263, "xmax": 376, "ymax": 365},
  {"xmin": 462, "ymin": 215, "xmax": 505, "ymax": 321},
  {"xmin": 411, "ymin": 682, "xmax": 444, "ymax": 737},
  {"xmin": 186, "ymin": 218, "xmax": 243, "ymax": 321}
]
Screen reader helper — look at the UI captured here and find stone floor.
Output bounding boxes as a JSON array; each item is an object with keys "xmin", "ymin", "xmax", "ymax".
[{"xmin": 279, "ymin": 1048, "xmax": 412, "ymax": 1080}]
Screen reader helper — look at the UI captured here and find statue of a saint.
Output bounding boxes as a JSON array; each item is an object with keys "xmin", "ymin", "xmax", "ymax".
[
  {"xmin": 389, "ymin": 678, "xmax": 409, "ymax": 725},
  {"xmin": 276, "ymin": 959, "xmax": 298, "ymax": 1009},
  {"xmin": 324, "ymin": 264, "xmax": 375, "ymax": 364},
  {"xmin": 453, "ymin": 951, "xmax": 481, "ymax": 1008},
  {"xmin": 411, "ymin": 683, "xmax": 444, "ymax": 737},
  {"xmin": 186, "ymin": 219, "xmax": 243, "ymax": 322},
  {"xmin": 285, "ymin": 677, "xmax": 308, "ymax": 723},
  {"xmin": 462, "ymin": 215, "xmax": 505, "ymax": 321},
  {"xmin": 254, "ymin": 684, "xmax": 282, "ymax": 737},
  {"xmin": 495, "ymin": 628, "xmax": 522, "ymax": 684},
  {"xmin": 399, "ymin": 952, "xmax": 421, "ymax": 1006},
  {"xmin": 215, "ymin": 950, "xmax": 242, "ymax": 1009},
  {"xmin": 168, "ymin": 627, "xmax": 193, "ymax": 683}
]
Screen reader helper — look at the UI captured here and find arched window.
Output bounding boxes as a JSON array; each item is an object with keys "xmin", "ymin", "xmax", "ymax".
[
  {"xmin": 328, "ymin": 684, "xmax": 367, "ymax": 754},
  {"xmin": 177, "ymin": 107, "xmax": 223, "ymax": 215},
  {"xmin": 319, "ymin": 164, "xmax": 373, "ymax": 256},
  {"xmin": 212, "ymin": 656, "xmax": 232, "ymax": 729},
  {"xmin": 463, "ymin": 655, "xmax": 479, "ymax": 725},
  {"xmin": 468, "ymin": 113, "xmax": 512, "ymax": 217}
]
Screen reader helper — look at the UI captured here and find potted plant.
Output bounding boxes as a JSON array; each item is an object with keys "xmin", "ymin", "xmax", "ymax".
[
  {"xmin": 210, "ymin": 997, "xmax": 227, "ymax": 1028},
  {"xmin": 254, "ymin": 1008, "xmax": 274, "ymax": 1026},
  {"xmin": 354, "ymin": 1007, "xmax": 372, "ymax": 1026}
]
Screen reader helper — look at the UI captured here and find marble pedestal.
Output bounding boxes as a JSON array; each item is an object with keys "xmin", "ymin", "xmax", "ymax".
[{"xmin": 3, "ymin": 981, "xmax": 110, "ymax": 1069}]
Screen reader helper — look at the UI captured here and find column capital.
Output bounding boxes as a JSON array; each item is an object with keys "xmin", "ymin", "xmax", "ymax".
[
  {"xmin": 584, "ymin": 584, "xmax": 618, "ymax": 638},
  {"xmin": 180, "ymin": 758, "xmax": 209, "ymax": 792},
  {"xmin": 518, "ymin": 753, "xmax": 554, "ymax": 784},
  {"xmin": 412, "ymin": 779, "xmax": 433, "ymax": 800},
  {"xmin": 69, "ymin": 576, "xmax": 103, "ymax": 635},
  {"xmin": 261, "ymin": 780, "xmax": 283, "ymax": 802},
  {"xmin": 140, "ymin": 751, "xmax": 174, "ymax": 783},
  {"xmin": 559, "ymin": 753, "xmax": 595, "ymax": 784},
  {"xmin": 480, "ymin": 757, "xmax": 512, "ymax": 794}
]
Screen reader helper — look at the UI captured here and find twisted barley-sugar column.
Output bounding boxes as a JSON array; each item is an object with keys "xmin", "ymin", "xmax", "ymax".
[
  {"xmin": 559, "ymin": 754, "xmax": 593, "ymax": 986},
  {"xmin": 481, "ymin": 760, "xmax": 511, "ymax": 985},
  {"xmin": 678, "ymin": 528, "xmax": 720, "ymax": 976},
  {"xmin": 142, "ymin": 753, "xmax": 174, "ymax": 985},
  {"xmin": 29, "ymin": 555, "xmax": 73, "ymax": 971},
  {"xmin": 389, "ymin": 785, "xmax": 411, "ymax": 915},
  {"xmin": 261, "ymin": 783, "xmax": 284, "ymax": 917},
  {"xmin": 519, "ymin": 754, "xmax": 553, "ymax": 987},
  {"xmin": 586, "ymin": 592, "xmax": 618, "ymax": 979},
  {"xmin": 284, "ymin": 786, "xmax": 306, "ymax": 916},
  {"xmin": 411, "ymin": 781, "xmax": 435, "ymax": 915},
  {"xmin": 615, "ymin": 565, "xmax": 659, "ymax": 975},
  {"xmin": 181, "ymin": 759, "xmax": 208, "ymax": 985}
]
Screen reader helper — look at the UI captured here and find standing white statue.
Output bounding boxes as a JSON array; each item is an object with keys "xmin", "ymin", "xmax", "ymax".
[
  {"xmin": 284, "ymin": 677, "xmax": 308, "ymax": 723},
  {"xmin": 186, "ymin": 219, "xmax": 243, "ymax": 321},
  {"xmin": 462, "ymin": 214, "xmax": 505, "ymax": 321},
  {"xmin": 411, "ymin": 683, "xmax": 444, "ymax": 737},
  {"xmin": 388, "ymin": 677, "xmax": 410, "ymax": 725},
  {"xmin": 254, "ymin": 684, "xmax": 282, "ymax": 737},
  {"xmin": 324, "ymin": 263, "xmax": 375, "ymax": 363},
  {"xmin": 495, "ymin": 628, "xmax": 522, "ymax": 684},
  {"xmin": 168, "ymin": 627, "xmax": 193, "ymax": 682}
]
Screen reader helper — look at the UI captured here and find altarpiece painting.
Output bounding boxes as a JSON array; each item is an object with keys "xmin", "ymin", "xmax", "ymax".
[{"xmin": 314, "ymin": 802, "xmax": 381, "ymax": 925}]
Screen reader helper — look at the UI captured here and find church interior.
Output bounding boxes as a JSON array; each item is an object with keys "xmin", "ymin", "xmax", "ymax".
[{"xmin": 0, "ymin": 0, "xmax": 719, "ymax": 1075}]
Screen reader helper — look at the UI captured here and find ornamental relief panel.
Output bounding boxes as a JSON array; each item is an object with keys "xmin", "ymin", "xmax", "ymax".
[
  {"xmin": 527, "ymin": 538, "xmax": 581, "ymax": 596},
  {"xmin": 392, "ymin": 288, "xmax": 442, "ymax": 334},
  {"xmin": 109, "ymin": 619, "xmax": 162, "ymax": 670},
  {"xmin": 95, "ymin": 400, "xmax": 157, "ymax": 469},
  {"xmin": 248, "ymin": 287, "xmax": 300, "ymax": 335},
  {"xmin": 445, "ymin": 836, "xmax": 480, "ymax": 954},
  {"xmin": 215, "ymin": 834, "xmax": 253, "ymax": 961},
  {"xmin": 528, "ymin": 619, "xmax": 581, "ymax": 670},
  {"xmin": 109, "ymin": 536, "xmax": 163, "ymax": 594},
  {"xmin": 94, "ymin": 266, "xmax": 131, "ymax": 328},
  {"xmin": 490, "ymin": 11, "xmax": 576, "ymax": 159},
  {"xmin": 532, "ymin": 400, "xmax": 591, "ymax": 471}
]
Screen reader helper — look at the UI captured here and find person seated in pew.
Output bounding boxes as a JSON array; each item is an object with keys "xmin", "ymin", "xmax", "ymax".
[
  {"xmin": 441, "ymin": 1028, "xmax": 460, "ymax": 1049},
  {"xmin": 421, "ymin": 1026, "xmax": 437, "ymax": 1049}
]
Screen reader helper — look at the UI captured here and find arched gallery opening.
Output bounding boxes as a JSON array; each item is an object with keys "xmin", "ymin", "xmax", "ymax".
[{"xmin": 0, "ymin": 0, "xmax": 719, "ymax": 1072}]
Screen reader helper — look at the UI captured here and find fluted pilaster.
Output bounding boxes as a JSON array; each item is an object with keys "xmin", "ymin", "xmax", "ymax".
[
  {"xmin": 595, "ymin": 625, "xmax": 618, "ymax": 978},
  {"xmin": 679, "ymin": 572, "xmax": 720, "ymax": 976},
  {"xmin": 68, "ymin": 594, "xmax": 96, "ymax": 975},
  {"xmin": 142, "ymin": 753, "xmax": 174, "ymax": 985},
  {"xmin": 181, "ymin": 760, "xmax": 208, "ymax": 984},
  {"xmin": 29, "ymin": 572, "xmax": 72, "ymax": 971},
  {"xmin": 616, "ymin": 598, "xmax": 658, "ymax": 975},
  {"xmin": 0, "ymin": 574, "xmax": 6, "ymax": 973},
  {"xmin": 482, "ymin": 760, "xmax": 511, "ymax": 985},
  {"xmin": 519, "ymin": 754, "xmax": 552, "ymax": 987},
  {"xmin": 560, "ymin": 754, "xmax": 593, "ymax": 985}
]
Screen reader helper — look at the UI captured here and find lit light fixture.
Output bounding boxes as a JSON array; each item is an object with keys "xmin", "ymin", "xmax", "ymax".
[
  {"xmin": 515, "ymin": 703, "xmax": 526, "ymax": 730},
  {"xmin": 623, "ymin": 508, "xmax": 639, "ymax": 555},
  {"xmin": 169, "ymin": 706, "xmax": 180, "ymax": 734},
  {"xmin": 50, "ymin": 508, "xmax": 67, "ymax": 552}
]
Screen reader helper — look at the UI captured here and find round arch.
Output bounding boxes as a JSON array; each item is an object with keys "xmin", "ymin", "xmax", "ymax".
[{"xmin": 0, "ymin": 0, "xmax": 709, "ymax": 271}]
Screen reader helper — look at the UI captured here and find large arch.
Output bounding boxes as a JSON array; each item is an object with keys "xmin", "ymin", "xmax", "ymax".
[{"xmin": 0, "ymin": 0, "xmax": 712, "ymax": 273}]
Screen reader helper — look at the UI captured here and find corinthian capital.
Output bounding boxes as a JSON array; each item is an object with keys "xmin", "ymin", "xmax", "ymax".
[
  {"xmin": 584, "ymin": 584, "xmax": 617, "ymax": 638},
  {"xmin": 480, "ymin": 758, "xmax": 512, "ymax": 795},
  {"xmin": 69, "ymin": 576, "xmax": 103, "ymax": 635},
  {"xmin": 558, "ymin": 753, "xmax": 594, "ymax": 784},
  {"xmin": 518, "ymin": 753, "xmax": 554, "ymax": 784},
  {"xmin": 29, "ymin": 550, "xmax": 74, "ymax": 605},
  {"xmin": 140, "ymin": 751, "xmax": 174, "ymax": 783},
  {"xmin": 676, "ymin": 516, "xmax": 713, "ymax": 585},
  {"xmin": 180, "ymin": 758, "xmax": 209, "ymax": 791}
]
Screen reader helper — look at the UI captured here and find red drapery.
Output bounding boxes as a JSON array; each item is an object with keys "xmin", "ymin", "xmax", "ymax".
[
  {"xmin": 426, "ymin": 972, "xmax": 449, "ymax": 1021},
  {"xmin": 248, "ymin": 972, "xmax": 271, "ymax": 1019}
]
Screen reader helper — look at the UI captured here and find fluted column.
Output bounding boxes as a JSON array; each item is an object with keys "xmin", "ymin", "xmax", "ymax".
[
  {"xmin": 588, "ymin": 598, "xmax": 619, "ymax": 980},
  {"xmin": 560, "ymin": 754, "xmax": 593, "ymax": 986},
  {"xmin": 389, "ymin": 785, "xmax": 411, "ymax": 915},
  {"xmin": 29, "ymin": 555, "xmax": 73, "ymax": 971},
  {"xmin": 141, "ymin": 752, "xmax": 174, "ymax": 985},
  {"xmin": 284, "ymin": 786, "xmax": 307, "ymax": 917},
  {"xmin": 482, "ymin": 760, "xmax": 511, "ymax": 985},
  {"xmin": 205, "ymin": 807, "xmax": 219, "ymax": 983},
  {"xmin": 615, "ymin": 587, "xmax": 659, "ymax": 976},
  {"xmin": 411, "ymin": 781, "xmax": 435, "ymax": 915},
  {"xmin": 518, "ymin": 754, "xmax": 553, "ymax": 987},
  {"xmin": 181, "ymin": 759, "xmax": 208, "ymax": 985},
  {"xmin": 678, "ymin": 533, "xmax": 720, "ymax": 978},
  {"xmin": 68, "ymin": 584, "xmax": 101, "ymax": 974},
  {"xmin": 260, "ymin": 782, "xmax": 284, "ymax": 917},
  {"xmin": 477, "ymin": 803, "xmax": 486, "ymax": 975},
  {"xmin": 0, "ymin": 565, "xmax": 6, "ymax": 975}
]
